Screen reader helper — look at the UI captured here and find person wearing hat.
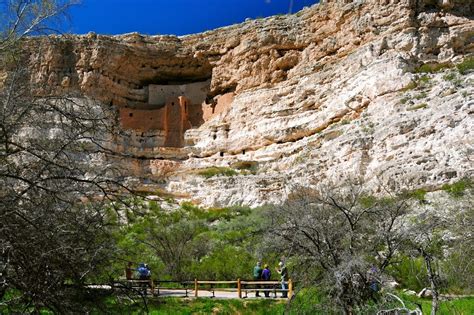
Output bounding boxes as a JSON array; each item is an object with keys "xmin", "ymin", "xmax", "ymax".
[
  {"xmin": 261, "ymin": 264, "xmax": 272, "ymax": 297},
  {"xmin": 276, "ymin": 261, "xmax": 288, "ymax": 298}
]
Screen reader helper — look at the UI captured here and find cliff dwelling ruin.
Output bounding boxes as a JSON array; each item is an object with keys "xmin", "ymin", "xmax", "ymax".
[{"xmin": 118, "ymin": 80, "xmax": 234, "ymax": 149}]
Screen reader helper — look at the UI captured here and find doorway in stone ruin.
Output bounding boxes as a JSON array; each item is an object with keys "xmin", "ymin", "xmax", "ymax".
[
  {"xmin": 164, "ymin": 98, "xmax": 185, "ymax": 147},
  {"xmin": 118, "ymin": 79, "xmax": 235, "ymax": 150}
]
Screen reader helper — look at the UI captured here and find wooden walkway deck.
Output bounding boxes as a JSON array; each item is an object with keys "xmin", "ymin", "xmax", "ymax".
[{"xmin": 109, "ymin": 279, "xmax": 294, "ymax": 299}]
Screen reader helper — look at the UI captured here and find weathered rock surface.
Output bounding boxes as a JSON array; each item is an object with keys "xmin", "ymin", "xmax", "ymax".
[{"xmin": 12, "ymin": 0, "xmax": 474, "ymax": 206}]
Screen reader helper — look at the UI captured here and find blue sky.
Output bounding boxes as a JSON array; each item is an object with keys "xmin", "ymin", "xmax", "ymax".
[{"xmin": 66, "ymin": 0, "xmax": 319, "ymax": 36}]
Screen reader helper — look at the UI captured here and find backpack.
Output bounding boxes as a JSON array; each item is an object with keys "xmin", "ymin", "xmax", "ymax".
[{"xmin": 138, "ymin": 266, "xmax": 150, "ymax": 278}]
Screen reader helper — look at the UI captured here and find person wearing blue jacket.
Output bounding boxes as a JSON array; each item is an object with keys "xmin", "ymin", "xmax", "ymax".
[{"xmin": 261, "ymin": 264, "xmax": 272, "ymax": 297}]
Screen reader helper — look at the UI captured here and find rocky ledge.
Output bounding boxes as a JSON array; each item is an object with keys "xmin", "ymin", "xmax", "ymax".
[{"xmin": 10, "ymin": 0, "xmax": 474, "ymax": 206}]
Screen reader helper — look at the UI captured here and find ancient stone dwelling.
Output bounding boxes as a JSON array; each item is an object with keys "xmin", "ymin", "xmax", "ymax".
[
  {"xmin": 118, "ymin": 80, "xmax": 208, "ymax": 148},
  {"xmin": 116, "ymin": 79, "xmax": 234, "ymax": 150}
]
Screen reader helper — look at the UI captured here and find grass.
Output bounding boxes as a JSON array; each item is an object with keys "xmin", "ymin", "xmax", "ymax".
[
  {"xmin": 443, "ymin": 72, "xmax": 457, "ymax": 81},
  {"xmin": 401, "ymin": 81, "xmax": 418, "ymax": 91},
  {"xmin": 441, "ymin": 178, "xmax": 472, "ymax": 198},
  {"xmin": 400, "ymin": 97, "xmax": 410, "ymax": 105},
  {"xmin": 407, "ymin": 103, "xmax": 427, "ymax": 111},
  {"xmin": 198, "ymin": 167, "xmax": 237, "ymax": 179},
  {"xmin": 408, "ymin": 188, "xmax": 427, "ymax": 202},
  {"xmin": 358, "ymin": 291, "xmax": 474, "ymax": 315},
  {"xmin": 457, "ymin": 57, "xmax": 474, "ymax": 74},
  {"xmin": 141, "ymin": 294, "xmax": 474, "ymax": 315},
  {"xmin": 414, "ymin": 91, "xmax": 427, "ymax": 99},
  {"xmin": 230, "ymin": 160, "xmax": 258, "ymax": 174},
  {"xmin": 400, "ymin": 75, "xmax": 430, "ymax": 92},
  {"xmin": 418, "ymin": 75, "xmax": 430, "ymax": 84},
  {"xmin": 400, "ymin": 294, "xmax": 474, "ymax": 315},
  {"xmin": 102, "ymin": 298, "xmax": 286, "ymax": 315},
  {"xmin": 415, "ymin": 62, "xmax": 453, "ymax": 74}
]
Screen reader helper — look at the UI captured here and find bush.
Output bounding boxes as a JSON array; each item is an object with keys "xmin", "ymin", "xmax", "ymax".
[
  {"xmin": 407, "ymin": 188, "xmax": 427, "ymax": 202},
  {"xmin": 181, "ymin": 202, "xmax": 251, "ymax": 222},
  {"xmin": 386, "ymin": 256, "xmax": 428, "ymax": 292},
  {"xmin": 198, "ymin": 167, "xmax": 238, "ymax": 178},
  {"xmin": 400, "ymin": 97, "xmax": 410, "ymax": 105},
  {"xmin": 230, "ymin": 160, "xmax": 258, "ymax": 174},
  {"xmin": 441, "ymin": 179, "xmax": 472, "ymax": 198},
  {"xmin": 418, "ymin": 75, "xmax": 430, "ymax": 84},
  {"xmin": 189, "ymin": 245, "xmax": 255, "ymax": 280},
  {"xmin": 457, "ymin": 57, "xmax": 474, "ymax": 74},
  {"xmin": 414, "ymin": 92, "xmax": 427, "ymax": 99},
  {"xmin": 443, "ymin": 72, "xmax": 457, "ymax": 81},
  {"xmin": 401, "ymin": 81, "xmax": 418, "ymax": 91},
  {"xmin": 415, "ymin": 62, "xmax": 452, "ymax": 73},
  {"xmin": 407, "ymin": 103, "xmax": 427, "ymax": 111},
  {"xmin": 442, "ymin": 244, "xmax": 474, "ymax": 294}
]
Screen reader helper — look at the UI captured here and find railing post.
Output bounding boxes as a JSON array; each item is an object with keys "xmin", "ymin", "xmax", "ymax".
[
  {"xmin": 237, "ymin": 278, "xmax": 242, "ymax": 298},
  {"xmin": 150, "ymin": 279, "xmax": 155, "ymax": 296},
  {"xmin": 288, "ymin": 278, "xmax": 293, "ymax": 299},
  {"xmin": 194, "ymin": 279, "xmax": 198, "ymax": 297}
]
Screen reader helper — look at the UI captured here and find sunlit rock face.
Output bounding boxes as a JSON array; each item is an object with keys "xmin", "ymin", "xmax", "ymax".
[{"xmin": 18, "ymin": 0, "xmax": 474, "ymax": 206}]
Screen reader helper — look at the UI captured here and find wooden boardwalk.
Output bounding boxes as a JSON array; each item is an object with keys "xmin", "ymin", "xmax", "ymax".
[{"xmin": 110, "ymin": 279, "xmax": 294, "ymax": 300}]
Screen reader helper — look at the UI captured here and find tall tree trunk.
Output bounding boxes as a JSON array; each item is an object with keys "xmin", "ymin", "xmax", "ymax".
[{"xmin": 422, "ymin": 251, "xmax": 439, "ymax": 315}]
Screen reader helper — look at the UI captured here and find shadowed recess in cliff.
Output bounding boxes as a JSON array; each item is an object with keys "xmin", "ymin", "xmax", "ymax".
[{"xmin": 119, "ymin": 79, "xmax": 212, "ymax": 148}]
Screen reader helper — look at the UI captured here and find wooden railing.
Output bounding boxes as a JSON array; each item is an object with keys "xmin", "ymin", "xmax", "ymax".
[
  {"xmin": 114, "ymin": 278, "xmax": 294, "ymax": 299},
  {"xmin": 193, "ymin": 279, "xmax": 294, "ymax": 299}
]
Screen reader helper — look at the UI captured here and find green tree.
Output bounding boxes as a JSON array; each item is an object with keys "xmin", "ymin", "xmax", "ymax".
[
  {"xmin": 117, "ymin": 204, "xmax": 209, "ymax": 281},
  {"xmin": 266, "ymin": 182, "xmax": 413, "ymax": 313}
]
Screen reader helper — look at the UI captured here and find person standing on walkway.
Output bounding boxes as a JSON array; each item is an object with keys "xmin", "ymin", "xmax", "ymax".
[
  {"xmin": 137, "ymin": 263, "xmax": 151, "ymax": 296},
  {"xmin": 253, "ymin": 261, "xmax": 263, "ymax": 297},
  {"xmin": 276, "ymin": 261, "xmax": 288, "ymax": 298},
  {"xmin": 261, "ymin": 264, "xmax": 272, "ymax": 297},
  {"xmin": 125, "ymin": 261, "xmax": 134, "ymax": 280}
]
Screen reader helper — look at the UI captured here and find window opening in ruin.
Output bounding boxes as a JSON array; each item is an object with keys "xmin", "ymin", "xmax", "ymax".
[
  {"xmin": 213, "ymin": 134, "xmax": 217, "ymax": 140},
  {"xmin": 129, "ymin": 113, "xmax": 133, "ymax": 117},
  {"xmin": 171, "ymin": 102, "xmax": 174, "ymax": 106},
  {"xmin": 242, "ymin": 150, "xmax": 246, "ymax": 155},
  {"xmin": 220, "ymin": 152, "xmax": 224, "ymax": 157}
]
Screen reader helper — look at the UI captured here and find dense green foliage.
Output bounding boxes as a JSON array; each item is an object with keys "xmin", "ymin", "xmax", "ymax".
[
  {"xmin": 109, "ymin": 200, "xmax": 274, "ymax": 282},
  {"xmin": 456, "ymin": 57, "xmax": 474, "ymax": 74},
  {"xmin": 441, "ymin": 178, "xmax": 472, "ymax": 198},
  {"xmin": 3, "ymin": 179, "xmax": 471, "ymax": 313},
  {"xmin": 102, "ymin": 179, "xmax": 473, "ymax": 313}
]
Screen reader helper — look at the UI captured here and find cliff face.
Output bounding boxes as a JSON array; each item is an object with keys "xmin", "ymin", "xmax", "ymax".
[{"xmin": 16, "ymin": 0, "xmax": 474, "ymax": 206}]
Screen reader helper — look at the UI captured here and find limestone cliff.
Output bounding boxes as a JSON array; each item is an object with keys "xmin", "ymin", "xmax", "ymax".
[{"xmin": 14, "ymin": 0, "xmax": 474, "ymax": 206}]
